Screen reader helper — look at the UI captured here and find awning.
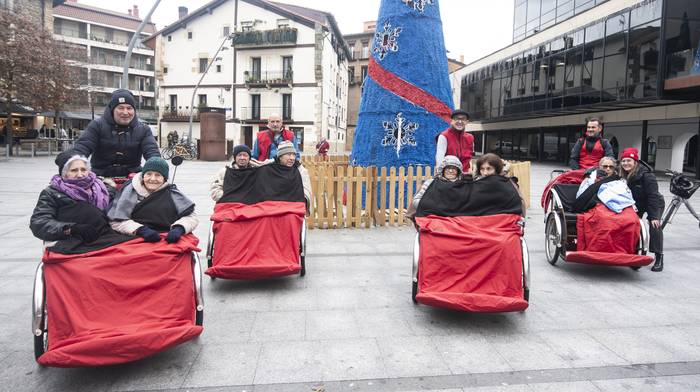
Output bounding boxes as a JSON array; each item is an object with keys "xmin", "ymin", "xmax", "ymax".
[
  {"xmin": 40, "ymin": 111, "xmax": 94, "ymax": 120},
  {"xmin": 0, "ymin": 102, "xmax": 37, "ymax": 116}
]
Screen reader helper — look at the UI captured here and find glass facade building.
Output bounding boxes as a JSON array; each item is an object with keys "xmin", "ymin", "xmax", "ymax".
[
  {"xmin": 461, "ymin": 0, "xmax": 700, "ymax": 172},
  {"xmin": 514, "ymin": 0, "xmax": 610, "ymax": 42}
]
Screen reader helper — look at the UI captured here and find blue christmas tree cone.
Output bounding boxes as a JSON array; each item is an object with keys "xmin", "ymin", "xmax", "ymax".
[{"xmin": 351, "ymin": 0, "xmax": 454, "ymax": 168}]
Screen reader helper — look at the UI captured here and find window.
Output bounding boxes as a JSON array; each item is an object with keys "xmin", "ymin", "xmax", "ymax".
[
  {"xmin": 198, "ymin": 94, "xmax": 207, "ymax": 107},
  {"xmin": 251, "ymin": 57, "xmax": 261, "ymax": 81},
  {"xmin": 199, "ymin": 58, "xmax": 208, "ymax": 73},
  {"xmin": 251, "ymin": 94, "xmax": 261, "ymax": 120},
  {"xmin": 163, "ymin": 67, "xmax": 168, "ymax": 74},
  {"xmin": 223, "ymin": 26, "xmax": 230, "ymax": 37},
  {"xmin": 282, "ymin": 56, "xmax": 293, "ymax": 80},
  {"xmin": 627, "ymin": 20, "xmax": 660, "ymax": 98},
  {"xmin": 361, "ymin": 42, "xmax": 369, "ymax": 58},
  {"xmin": 169, "ymin": 95, "xmax": 177, "ymax": 112},
  {"xmin": 348, "ymin": 66, "xmax": 355, "ymax": 83},
  {"xmin": 361, "ymin": 65, "xmax": 368, "ymax": 82},
  {"xmin": 167, "ymin": 35, "xmax": 172, "ymax": 42},
  {"xmin": 187, "ymin": 31, "xmax": 192, "ymax": 40},
  {"xmin": 277, "ymin": 18, "xmax": 290, "ymax": 28},
  {"xmin": 282, "ymin": 94, "xmax": 292, "ymax": 120},
  {"xmin": 216, "ymin": 64, "xmax": 222, "ymax": 73},
  {"xmin": 241, "ymin": 21, "xmax": 254, "ymax": 32}
]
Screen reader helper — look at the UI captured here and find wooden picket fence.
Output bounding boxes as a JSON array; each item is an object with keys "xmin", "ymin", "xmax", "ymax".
[{"xmin": 303, "ymin": 156, "xmax": 531, "ymax": 229}]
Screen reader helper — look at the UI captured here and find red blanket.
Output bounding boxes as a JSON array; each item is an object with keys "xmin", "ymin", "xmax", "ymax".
[
  {"xmin": 414, "ymin": 215, "xmax": 528, "ymax": 313},
  {"xmin": 38, "ymin": 234, "xmax": 203, "ymax": 367},
  {"xmin": 566, "ymin": 204, "xmax": 653, "ymax": 266},
  {"xmin": 206, "ymin": 201, "xmax": 305, "ymax": 279}
]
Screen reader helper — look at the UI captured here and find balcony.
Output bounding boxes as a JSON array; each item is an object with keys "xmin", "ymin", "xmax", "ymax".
[
  {"xmin": 239, "ymin": 106, "xmax": 292, "ymax": 122},
  {"xmin": 232, "ymin": 27, "xmax": 297, "ymax": 47},
  {"xmin": 350, "ymin": 51, "xmax": 370, "ymax": 61},
  {"xmin": 244, "ymin": 70, "xmax": 293, "ymax": 88},
  {"xmin": 161, "ymin": 109, "xmax": 200, "ymax": 122}
]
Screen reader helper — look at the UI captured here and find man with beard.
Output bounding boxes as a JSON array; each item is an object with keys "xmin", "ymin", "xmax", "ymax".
[{"xmin": 569, "ymin": 118, "xmax": 614, "ymax": 170}]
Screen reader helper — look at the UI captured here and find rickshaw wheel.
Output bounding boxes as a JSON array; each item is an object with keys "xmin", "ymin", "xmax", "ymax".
[
  {"xmin": 630, "ymin": 266, "xmax": 641, "ymax": 271},
  {"xmin": 411, "ymin": 280, "xmax": 418, "ymax": 304},
  {"xmin": 545, "ymin": 214, "xmax": 561, "ymax": 265}
]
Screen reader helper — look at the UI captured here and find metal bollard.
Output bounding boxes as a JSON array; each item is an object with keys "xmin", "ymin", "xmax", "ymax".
[
  {"xmin": 31, "ymin": 143, "xmax": 36, "ymax": 157},
  {"xmin": 48, "ymin": 140, "xmax": 52, "ymax": 156}
]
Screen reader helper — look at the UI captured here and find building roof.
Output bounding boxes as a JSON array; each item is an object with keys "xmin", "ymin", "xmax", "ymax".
[
  {"xmin": 343, "ymin": 31, "xmax": 374, "ymax": 40},
  {"xmin": 53, "ymin": 2, "xmax": 156, "ymax": 34},
  {"xmin": 145, "ymin": 0, "xmax": 349, "ymax": 57}
]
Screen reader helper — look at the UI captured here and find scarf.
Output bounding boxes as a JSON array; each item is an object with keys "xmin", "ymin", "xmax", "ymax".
[{"xmin": 50, "ymin": 172, "xmax": 110, "ymax": 210}]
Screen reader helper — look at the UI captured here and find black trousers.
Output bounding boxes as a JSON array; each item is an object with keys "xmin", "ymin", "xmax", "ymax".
[{"xmin": 639, "ymin": 212, "xmax": 664, "ymax": 255}]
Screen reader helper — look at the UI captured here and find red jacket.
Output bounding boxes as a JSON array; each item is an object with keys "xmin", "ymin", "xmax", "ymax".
[
  {"xmin": 256, "ymin": 129, "xmax": 295, "ymax": 160},
  {"xmin": 578, "ymin": 138, "xmax": 605, "ymax": 169},
  {"xmin": 440, "ymin": 128, "xmax": 474, "ymax": 172}
]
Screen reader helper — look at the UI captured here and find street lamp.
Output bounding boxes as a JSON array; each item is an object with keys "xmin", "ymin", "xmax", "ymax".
[{"xmin": 187, "ymin": 33, "xmax": 234, "ymax": 141}]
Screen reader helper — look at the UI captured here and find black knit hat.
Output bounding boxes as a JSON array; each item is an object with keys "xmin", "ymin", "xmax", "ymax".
[
  {"xmin": 232, "ymin": 144, "xmax": 251, "ymax": 159},
  {"xmin": 108, "ymin": 89, "xmax": 136, "ymax": 112},
  {"xmin": 55, "ymin": 149, "xmax": 82, "ymax": 175}
]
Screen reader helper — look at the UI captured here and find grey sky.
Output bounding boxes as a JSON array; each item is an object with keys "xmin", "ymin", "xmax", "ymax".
[{"xmin": 77, "ymin": 0, "xmax": 514, "ymax": 65}]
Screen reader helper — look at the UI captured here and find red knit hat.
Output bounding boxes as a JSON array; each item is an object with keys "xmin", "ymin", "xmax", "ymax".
[{"xmin": 620, "ymin": 147, "xmax": 639, "ymax": 161}]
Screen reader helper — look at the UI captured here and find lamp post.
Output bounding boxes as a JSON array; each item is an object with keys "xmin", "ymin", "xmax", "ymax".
[
  {"xmin": 122, "ymin": 0, "xmax": 162, "ymax": 89},
  {"xmin": 187, "ymin": 33, "xmax": 234, "ymax": 141}
]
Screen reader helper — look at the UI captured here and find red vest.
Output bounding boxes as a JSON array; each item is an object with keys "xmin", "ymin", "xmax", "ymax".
[
  {"xmin": 441, "ymin": 128, "xmax": 474, "ymax": 172},
  {"xmin": 579, "ymin": 138, "xmax": 605, "ymax": 169},
  {"xmin": 256, "ymin": 129, "xmax": 295, "ymax": 160}
]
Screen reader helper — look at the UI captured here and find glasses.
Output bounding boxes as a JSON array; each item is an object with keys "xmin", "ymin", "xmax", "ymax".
[{"xmin": 601, "ymin": 165, "xmax": 615, "ymax": 169}]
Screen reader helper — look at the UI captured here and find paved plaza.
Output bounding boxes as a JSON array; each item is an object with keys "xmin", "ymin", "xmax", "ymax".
[{"xmin": 1, "ymin": 155, "xmax": 700, "ymax": 391}]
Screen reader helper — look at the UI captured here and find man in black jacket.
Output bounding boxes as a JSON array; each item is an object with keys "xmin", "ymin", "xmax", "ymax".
[{"xmin": 73, "ymin": 89, "xmax": 160, "ymax": 177}]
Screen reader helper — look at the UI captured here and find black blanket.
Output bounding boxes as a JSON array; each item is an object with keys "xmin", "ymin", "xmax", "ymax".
[
  {"xmin": 416, "ymin": 175, "xmax": 523, "ymax": 217},
  {"xmin": 219, "ymin": 164, "xmax": 305, "ymax": 204},
  {"xmin": 48, "ymin": 202, "xmax": 132, "ymax": 255}
]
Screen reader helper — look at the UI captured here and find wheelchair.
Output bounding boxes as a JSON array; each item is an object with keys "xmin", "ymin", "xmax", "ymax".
[
  {"xmin": 32, "ymin": 246, "xmax": 204, "ymax": 364},
  {"xmin": 543, "ymin": 171, "xmax": 650, "ymax": 268}
]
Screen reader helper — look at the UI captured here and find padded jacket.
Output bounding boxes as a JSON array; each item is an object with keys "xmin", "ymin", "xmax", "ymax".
[
  {"xmin": 30, "ymin": 186, "xmax": 80, "ymax": 241},
  {"xmin": 73, "ymin": 106, "xmax": 160, "ymax": 177},
  {"xmin": 626, "ymin": 161, "xmax": 665, "ymax": 221}
]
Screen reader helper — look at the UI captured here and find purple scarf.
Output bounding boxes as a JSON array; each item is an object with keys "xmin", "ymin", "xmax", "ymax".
[{"xmin": 50, "ymin": 172, "xmax": 110, "ymax": 210}]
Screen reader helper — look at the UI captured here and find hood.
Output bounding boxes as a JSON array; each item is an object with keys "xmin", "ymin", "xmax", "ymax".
[{"xmin": 437, "ymin": 155, "xmax": 463, "ymax": 177}]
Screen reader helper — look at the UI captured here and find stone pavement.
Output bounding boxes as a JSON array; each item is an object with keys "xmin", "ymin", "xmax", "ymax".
[{"xmin": 1, "ymin": 156, "xmax": 700, "ymax": 392}]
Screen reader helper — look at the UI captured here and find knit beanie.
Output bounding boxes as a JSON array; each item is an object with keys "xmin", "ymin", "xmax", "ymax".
[
  {"xmin": 620, "ymin": 147, "xmax": 639, "ymax": 162},
  {"xmin": 142, "ymin": 157, "xmax": 169, "ymax": 180},
  {"xmin": 233, "ymin": 144, "xmax": 251, "ymax": 159},
  {"xmin": 55, "ymin": 149, "xmax": 89, "ymax": 176},
  {"xmin": 109, "ymin": 89, "xmax": 136, "ymax": 112},
  {"xmin": 276, "ymin": 140, "xmax": 296, "ymax": 158}
]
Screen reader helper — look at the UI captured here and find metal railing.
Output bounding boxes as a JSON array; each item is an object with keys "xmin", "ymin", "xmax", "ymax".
[
  {"xmin": 239, "ymin": 106, "xmax": 291, "ymax": 121},
  {"xmin": 233, "ymin": 27, "xmax": 297, "ymax": 46},
  {"xmin": 244, "ymin": 70, "xmax": 293, "ymax": 84}
]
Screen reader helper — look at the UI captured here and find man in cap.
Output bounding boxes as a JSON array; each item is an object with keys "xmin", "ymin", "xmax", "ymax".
[
  {"xmin": 251, "ymin": 113, "xmax": 300, "ymax": 161},
  {"xmin": 435, "ymin": 109, "xmax": 474, "ymax": 173},
  {"xmin": 210, "ymin": 144, "xmax": 255, "ymax": 202},
  {"xmin": 73, "ymin": 89, "xmax": 160, "ymax": 178}
]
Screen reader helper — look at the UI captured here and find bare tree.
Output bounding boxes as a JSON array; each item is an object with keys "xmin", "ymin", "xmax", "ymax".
[{"xmin": 0, "ymin": 9, "xmax": 86, "ymax": 154}]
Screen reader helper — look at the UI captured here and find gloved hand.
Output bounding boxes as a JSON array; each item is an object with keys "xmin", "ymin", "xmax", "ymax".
[
  {"xmin": 71, "ymin": 224, "xmax": 99, "ymax": 243},
  {"xmin": 165, "ymin": 225, "xmax": 186, "ymax": 243},
  {"xmin": 136, "ymin": 225, "xmax": 161, "ymax": 243}
]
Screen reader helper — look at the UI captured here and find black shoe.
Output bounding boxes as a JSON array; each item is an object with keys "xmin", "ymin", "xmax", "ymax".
[{"xmin": 651, "ymin": 254, "xmax": 663, "ymax": 272}]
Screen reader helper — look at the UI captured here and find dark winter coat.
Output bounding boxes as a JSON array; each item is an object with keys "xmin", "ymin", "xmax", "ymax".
[
  {"xmin": 73, "ymin": 105, "xmax": 160, "ymax": 177},
  {"xmin": 29, "ymin": 186, "xmax": 88, "ymax": 241},
  {"xmin": 626, "ymin": 161, "xmax": 665, "ymax": 221}
]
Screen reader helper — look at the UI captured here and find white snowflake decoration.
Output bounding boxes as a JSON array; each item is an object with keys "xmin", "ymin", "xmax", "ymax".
[
  {"xmin": 401, "ymin": 0, "xmax": 434, "ymax": 13},
  {"xmin": 373, "ymin": 22, "xmax": 402, "ymax": 60},
  {"xmin": 381, "ymin": 112, "xmax": 419, "ymax": 157}
]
